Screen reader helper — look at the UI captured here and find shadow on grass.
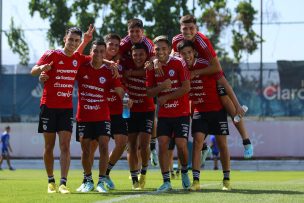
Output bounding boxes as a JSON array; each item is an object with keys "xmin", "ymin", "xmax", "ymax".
[{"xmin": 194, "ymin": 188, "xmax": 304, "ymax": 195}]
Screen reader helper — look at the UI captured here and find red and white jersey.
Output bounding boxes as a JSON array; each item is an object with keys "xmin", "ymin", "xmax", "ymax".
[
  {"xmin": 119, "ymin": 35, "xmax": 154, "ymax": 67},
  {"xmin": 146, "ymin": 56, "xmax": 190, "ymax": 118},
  {"xmin": 189, "ymin": 58, "xmax": 224, "ymax": 112},
  {"xmin": 124, "ymin": 65, "xmax": 155, "ymax": 113},
  {"xmin": 36, "ymin": 50, "xmax": 87, "ymax": 108},
  {"xmin": 76, "ymin": 63, "xmax": 122, "ymax": 122},
  {"xmin": 108, "ymin": 64, "xmax": 124, "ymax": 115},
  {"xmin": 172, "ymin": 32, "xmax": 216, "ymax": 63}
]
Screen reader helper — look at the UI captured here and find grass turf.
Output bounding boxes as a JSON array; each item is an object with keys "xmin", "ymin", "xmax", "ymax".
[{"xmin": 0, "ymin": 169, "xmax": 303, "ymax": 203}]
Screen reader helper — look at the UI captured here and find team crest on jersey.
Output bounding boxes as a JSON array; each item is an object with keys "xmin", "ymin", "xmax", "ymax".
[
  {"xmin": 99, "ymin": 77, "xmax": 106, "ymax": 84},
  {"xmin": 72, "ymin": 60, "xmax": 78, "ymax": 67},
  {"xmin": 169, "ymin": 69, "xmax": 175, "ymax": 77}
]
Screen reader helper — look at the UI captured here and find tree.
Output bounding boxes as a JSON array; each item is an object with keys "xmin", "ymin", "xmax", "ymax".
[{"xmin": 5, "ymin": 18, "xmax": 30, "ymax": 66}]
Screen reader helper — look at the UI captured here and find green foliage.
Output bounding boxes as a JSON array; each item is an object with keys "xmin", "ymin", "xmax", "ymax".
[
  {"xmin": 5, "ymin": 18, "xmax": 30, "ymax": 66},
  {"xmin": 232, "ymin": 0, "xmax": 262, "ymax": 63}
]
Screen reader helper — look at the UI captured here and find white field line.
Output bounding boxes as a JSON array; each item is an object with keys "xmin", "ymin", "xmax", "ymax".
[{"xmin": 94, "ymin": 179, "xmax": 304, "ymax": 203}]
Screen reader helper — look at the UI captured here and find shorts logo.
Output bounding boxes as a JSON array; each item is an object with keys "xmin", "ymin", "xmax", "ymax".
[
  {"xmin": 79, "ymin": 132, "xmax": 84, "ymax": 137},
  {"xmin": 169, "ymin": 69, "xmax": 175, "ymax": 77},
  {"xmin": 72, "ymin": 60, "xmax": 78, "ymax": 67},
  {"xmin": 43, "ymin": 124, "xmax": 47, "ymax": 131},
  {"xmin": 99, "ymin": 77, "xmax": 106, "ymax": 84}
]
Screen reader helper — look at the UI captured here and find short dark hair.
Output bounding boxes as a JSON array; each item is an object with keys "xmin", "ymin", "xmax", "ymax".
[
  {"xmin": 177, "ymin": 40, "xmax": 195, "ymax": 52},
  {"xmin": 131, "ymin": 43, "xmax": 148, "ymax": 54},
  {"xmin": 128, "ymin": 18, "xmax": 144, "ymax": 30},
  {"xmin": 92, "ymin": 39, "xmax": 106, "ymax": 47},
  {"xmin": 65, "ymin": 27, "xmax": 82, "ymax": 37},
  {"xmin": 5, "ymin": 126, "xmax": 10, "ymax": 131},
  {"xmin": 104, "ymin": 33, "xmax": 121, "ymax": 43},
  {"xmin": 179, "ymin": 14, "xmax": 197, "ymax": 24},
  {"xmin": 153, "ymin": 35, "xmax": 171, "ymax": 46}
]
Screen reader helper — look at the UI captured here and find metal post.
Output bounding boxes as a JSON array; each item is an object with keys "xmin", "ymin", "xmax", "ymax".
[
  {"xmin": 0, "ymin": 0, "xmax": 2, "ymax": 71},
  {"xmin": 260, "ymin": 0, "xmax": 263, "ymax": 117}
]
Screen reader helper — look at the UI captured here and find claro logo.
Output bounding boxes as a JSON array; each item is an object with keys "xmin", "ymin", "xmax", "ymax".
[{"xmin": 263, "ymin": 86, "xmax": 304, "ymax": 100}]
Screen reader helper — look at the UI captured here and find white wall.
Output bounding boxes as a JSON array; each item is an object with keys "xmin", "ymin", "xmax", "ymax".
[{"xmin": 0, "ymin": 120, "xmax": 303, "ymax": 158}]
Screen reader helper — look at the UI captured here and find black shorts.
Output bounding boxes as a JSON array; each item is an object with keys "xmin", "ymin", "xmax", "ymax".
[
  {"xmin": 217, "ymin": 85, "xmax": 227, "ymax": 96},
  {"xmin": 168, "ymin": 138, "xmax": 175, "ymax": 150},
  {"xmin": 157, "ymin": 116, "xmax": 190, "ymax": 139},
  {"xmin": 76, "ymin": 121, "xmax": 111, "ymax": 142},
  {"xmin": 38, "ymin": 105, "xmax": 73, "ymax": 133},
  {"xmin": 110, "ymin": 114, "xmax": 128, "ymax": 136},
  {"xmin": 192, "ymin": 109, "xmax": 229, "ymax": 136},
  {"xmin": 127, "ymin": 111, "xmax": 155, "ymax": 134}
]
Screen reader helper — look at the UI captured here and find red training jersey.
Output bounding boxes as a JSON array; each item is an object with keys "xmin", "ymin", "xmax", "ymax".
[
  {"xmin": 172, "ymin": 32, "xmax": 216, "ymax": 63},
  {"xmin": 189, "ymin": 58, "xmax": 224, "ymax": 112},
  {"xmin": 108, "ymin": 64, "xmax": 124, "ymax": 115},
  {"xmin": 76, "ymin": 63, "xmax": 122, "ymax": 122},
  {"xmin": 36, "ymin": 50, "xmax": 87, "ymax": 108},
  {"xmin": 146, "ymin": 56, "xmax": 190, "ymax": 118},
  {"xmin": 124, "ymin": 65, "xmax": 155, "ymax": 113}
]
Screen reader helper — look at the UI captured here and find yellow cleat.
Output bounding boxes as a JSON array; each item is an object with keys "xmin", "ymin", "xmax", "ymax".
[
  {"xmin": 58, "ymin": 184, "xmax": 71, "ymax": 194},
  {"xmin": 222, "ymin": 179, "xmax": 231, "ymax": 191},
  {"xmin": 47, "ymin": 182, "xmax": 57, "ymax": 193},
  {"xmin": 139, "ymin": 174, "xmax": 146, "ymax": 189},
  {"xmin": 190, "ymin": 180, "xmax": 201, "ymax": 191},
  {"xmin": 132, "ymin": 181, "xmax": 141, "ymax": 190}
]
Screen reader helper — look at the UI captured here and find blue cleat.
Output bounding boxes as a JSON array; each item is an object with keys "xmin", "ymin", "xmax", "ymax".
[
  {"xmin": 244, "ymin": 144, "xmax": 254, "ymax": 159},
  {"xmin": 81, "ymin": 181, "xmax": 94, "ymax": 192},
  {"xmin": 157, "ymin": 181, "xmax": 172, "ymax": 192},
  {"xmin": 104, "ymin": 176, "xmax": 115, "ymax": 190},
  {"xmin": 96, "ymin": 181, "xmax": 107, "ymax": 193},
  {"xmin": 181, "ymin": 173, "xmax": 191, "ymax": 190}
]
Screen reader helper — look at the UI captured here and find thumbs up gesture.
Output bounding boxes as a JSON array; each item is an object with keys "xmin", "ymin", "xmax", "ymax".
[{"xmin": 39, "ymin": 61, "xmax": 53, "ymax": 72}]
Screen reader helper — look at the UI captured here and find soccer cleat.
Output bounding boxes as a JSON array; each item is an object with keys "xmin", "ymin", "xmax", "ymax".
[
  {"xmin": 104, "ymin": 176, "xmax": 115, "ymax": 190},
  {"xmin": 222, "ymin": 179, "xmax": 231, "ymax": 191},
  {"xmin": 201, "ymin": 146, "xmax": 212, "ymax": 166},
  {"xmin": 181, "ymin": 173, "xmax": 191, "ymax": 190},
  {"xmin": 76, "ymin": 183, "xmax": 85, "ymax": 192},
  {"xmin": 244, "ymin": 144, "xmax": 254, "ymax": 159},
  {"xmin": 58, "ymin": 184, "xmax": 71, "ymax": 194},
  {"xmin": 47, "ymin": 182, "xmax": 57, "ymax": 193},
  {"xmin": 157, "ymin": 182, "xmax": 172, "ymax": 192},
  {"xmin": 132, "ymin": 181, "xmax": 141, "ymax": 190},
  {"xmin": 150, "ymin": 149, "xmax": 159, "ymax": 166},
  {"xmin": 9, "ymin": 167, "xmax": 16, "ymax": 171},
  {"xmin": 96, "ymin": 181, "xmax": 107, "ymax": 193},
  {"xmin": 81, "ymin": 181, "xmax": 94, "ymax": 192},
  {"xmin": 190, "ymin": 180, "xmax": 201, "ymax": 191},
  {"xmin": 139, "ymin": 174, "xmax": 146, "ymax": 189}
]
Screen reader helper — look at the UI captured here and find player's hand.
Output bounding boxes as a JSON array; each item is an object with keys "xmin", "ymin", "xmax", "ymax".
[
  {"xmin": 161, "ymin": 79, "xmax": 172, "ymax": 90},
  {"xmin": 190, "ymin": 70, "xmax": 197, "ymax": 79},
  {"xmin": 153, "ymin": 59, "xmax": 164, "ymax": 76},
  {"xmin": 83, "ymin": 24, "xmax": 95, "ymax": 43},
  {"xmin": 127, "ymin": 99, "xmax": 134, "ymax": 108},
  {"xmin": 39, "ymin": 72, "xmax": 49, "ymax": 84},
  {"xmin": 236, "ymin": 105, "xmax": 245, "ymax": 117},
  {"xmin": 39, "ymin": 61, "xmax": 53, "ymax": 72},
  {"xmin": 158, "ymin": 95, "xmax": 169, "ymax": 106}
]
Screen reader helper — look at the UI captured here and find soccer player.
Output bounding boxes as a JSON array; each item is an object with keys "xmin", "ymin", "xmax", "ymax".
[
  {"xmin": 75, "ymin": 32, "xmax": 130, "ymax": 191},
  {"xmin": 0, "ymin": 126, "xmax": 15, "ymax": 170},
  {"xmin": 31, "ymin": 27, "xmax": 85, "ymax": 194},
  {"xmin": 124, "ymin": 43, "xmax": 155, "ymax": 189},
  {"xmin": 146, "ymin": 36, "xmax": 191, "ymax": 192},
  {"xmin": 177, "ymin": 40, "xmax": 231, "ymax": 191},
  {"xmin": 75, "ymin": 40, "xmax": 124, "ymax": 193},
  {"xmin": 172, "ymin": 14, "xmax": 253, "ymax": 159}
]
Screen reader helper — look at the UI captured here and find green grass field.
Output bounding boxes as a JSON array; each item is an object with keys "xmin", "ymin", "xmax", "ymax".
[{"xmin": 0, "ymin": 169, "xmax": 303, "ymax": 203}]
